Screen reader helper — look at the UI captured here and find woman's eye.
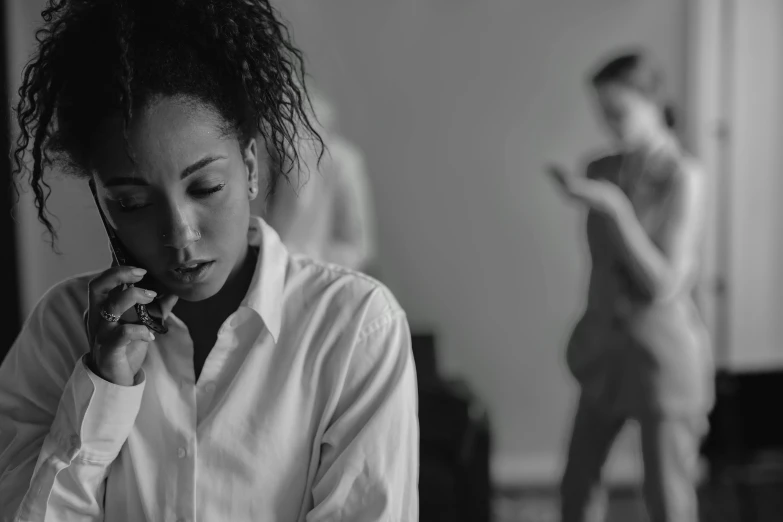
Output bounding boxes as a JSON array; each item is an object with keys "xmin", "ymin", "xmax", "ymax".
[
  {"xmin": 118, "ymin": 199, "xmax": 148, "ymax": 212},
  {"xmin": 192, "ymin": 184, "xmax": 226, "ymax": 197},
  {"xmin": 114, "ymin": 184, "xmax": 225, "ymax": 212}
]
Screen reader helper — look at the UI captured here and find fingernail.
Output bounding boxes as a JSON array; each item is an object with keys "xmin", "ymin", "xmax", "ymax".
[
  {"xmin": 144, "ymin": 289, "xmax": 157, "ymax": 298},
  {"xmin": 132, "ymin": 268, "xmax": 147, "ymax": 276},
  {"xmin": 149, "ymin": 333, "xmax": 156, "ymax": 341}
]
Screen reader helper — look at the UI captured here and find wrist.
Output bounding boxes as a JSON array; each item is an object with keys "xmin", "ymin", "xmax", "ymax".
[{"xmin": 87, "ymin": 353, "xmax": 135, "ymax": 387}]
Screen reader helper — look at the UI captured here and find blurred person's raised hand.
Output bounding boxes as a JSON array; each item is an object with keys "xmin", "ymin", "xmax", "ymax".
[{"xmin": 546, "ymin": 163, "xmax": 626, "ymax": 216}]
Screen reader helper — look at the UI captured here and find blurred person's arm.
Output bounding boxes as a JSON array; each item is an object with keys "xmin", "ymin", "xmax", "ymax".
[
  {"xmin": 324, "ymin": 140, "xmax": 377, "ymax": 272},
  {"xmin": 265, "ymin": 143, "xmax": 321, "ymax": 248},
  {"xmin": 0, "ymin": 284, "xmax": 145, "ymax": 521},
  {"xmin": 266, "ymin": 177, "xmax": 305, "ymax": 243},
  {"xmin": 605, "ymin": 160, "xmax": 706, "ymax": 304}
]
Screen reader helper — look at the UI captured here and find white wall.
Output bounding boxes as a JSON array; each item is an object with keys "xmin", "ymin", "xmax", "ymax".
[{"xmin": 9, "ymin": 0, "xmax": 689, "ymax": 485}]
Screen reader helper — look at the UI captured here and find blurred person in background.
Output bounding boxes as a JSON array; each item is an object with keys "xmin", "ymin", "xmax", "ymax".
[
  {"xmin": 256, "ymin": 88, "xmax": 379, "ymax": 276},
  {"xmin": 547, "ymin": 50, "xmax": 713, "ymax": 522}
]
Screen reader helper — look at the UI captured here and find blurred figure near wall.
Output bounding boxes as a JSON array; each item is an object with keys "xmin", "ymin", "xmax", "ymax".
[
  {"xmin": 547, "ymin": 49, "xmax": 713, "ymax": 522},
  {"xmin": 252, "ymin": 88, "xmax": 379, "ymax": 276}
]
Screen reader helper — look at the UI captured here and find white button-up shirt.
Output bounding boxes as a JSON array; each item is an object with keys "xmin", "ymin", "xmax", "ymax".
[{"xmin": 0, "ymin": 216, "xmax": 418, "ymax": 521}]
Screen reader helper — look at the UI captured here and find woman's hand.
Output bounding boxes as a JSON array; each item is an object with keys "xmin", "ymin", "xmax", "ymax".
[
  {"xmin": 85, "ymin": 266, "xmax": 175, "ymax": 386},
  {"xmin": 546, "ymin": 163, "xmax": 627, "ymax": 216}
]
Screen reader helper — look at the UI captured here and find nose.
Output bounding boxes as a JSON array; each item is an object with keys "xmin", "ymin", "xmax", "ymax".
[{"xmin": 160, "ymin": 204, "xmax": 201, "ymax": 250}]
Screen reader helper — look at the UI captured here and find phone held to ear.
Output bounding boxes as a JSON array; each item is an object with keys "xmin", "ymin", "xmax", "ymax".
[{"xmin": 88, "ymin": 180, "xmax": 169, "ymax": 334}]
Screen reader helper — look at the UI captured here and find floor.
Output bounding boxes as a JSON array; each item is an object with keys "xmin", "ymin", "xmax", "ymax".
[
  {"xmin": 493, "ymin": 488, "xmax": 642, "ymax": 522},
  {"xmin": 493, "ymin": 479, "xmax": 783, "ymax": 522}
]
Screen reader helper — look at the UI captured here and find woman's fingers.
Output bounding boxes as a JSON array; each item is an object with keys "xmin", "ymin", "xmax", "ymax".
[
  {"xmin": 88, "ymin": 266, "xmax": 147, "ymax": 301},
  {"xmin": 86, "ymin": 265, "xmax": 161, "ymax": 385},
  {"xmin": 101, "ymin": 286, "xmax": 157, "ymax": 319}
]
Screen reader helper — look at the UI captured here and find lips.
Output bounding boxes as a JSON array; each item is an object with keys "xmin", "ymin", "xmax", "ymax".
[
  {"xmin": 174, "ymin": 263, "xmax": 206, "ymax": 273},
  {"xmin": 170, "ymin": 259, "xmax": 212, "ymax": 273},
  {"xmin": 168, "ymin": 260, "xmax": 215, "ymax": 284}
]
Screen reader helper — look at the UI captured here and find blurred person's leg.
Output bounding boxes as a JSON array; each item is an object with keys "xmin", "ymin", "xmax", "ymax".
[
  {"xmin": 560, "ymin": 393, "xmax": 626, "ymax": 522},
  {"xmin": 638, "ymin": 411, "xmax": 707, "ymax": 522}
]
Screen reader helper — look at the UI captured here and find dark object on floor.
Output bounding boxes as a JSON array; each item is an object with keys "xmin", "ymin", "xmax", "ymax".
[
  {"xmin": 702, "ymin": 369, "xmax": 783, "ymax": 461},
  {"xmin": 412, "ymin": 333, "xmax": 439, "ymax": 385},
  {"xmin": 700, "ymin": 369, "xmax": 783, "ymax": 521},
  {"xmin": 413, "ymin": 331, "xmax": 493, "ymax": 522}
]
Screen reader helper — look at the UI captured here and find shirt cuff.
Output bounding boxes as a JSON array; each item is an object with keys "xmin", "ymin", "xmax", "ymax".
[{"xmin": 65, "ymin": 355, "xmax": 146, "ymax": 463}]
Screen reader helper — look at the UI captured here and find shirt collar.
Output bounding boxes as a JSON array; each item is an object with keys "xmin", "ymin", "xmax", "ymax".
[{"xmin": 239, "ymin": 215, "xmax": 287, "ymax": 343}]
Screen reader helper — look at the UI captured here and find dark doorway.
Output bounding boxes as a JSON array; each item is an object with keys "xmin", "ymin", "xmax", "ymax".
[{"xmin": 1, "ymin": 0, "xmax": 22, "ymax": 363}]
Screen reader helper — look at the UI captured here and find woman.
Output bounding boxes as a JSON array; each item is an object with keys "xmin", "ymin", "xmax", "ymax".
[
  {"xmin": 547, "ymin": 51, "xmax": 713, "ymax": 522},
  {"xmin": 0, "ymin": 1, "xmax": 418, "ymax": 521}
]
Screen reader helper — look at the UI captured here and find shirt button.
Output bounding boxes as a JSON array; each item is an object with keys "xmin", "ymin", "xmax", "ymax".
[{"xmin": 177, "ymin": 447, "xmax": 187, "ymax": 459}]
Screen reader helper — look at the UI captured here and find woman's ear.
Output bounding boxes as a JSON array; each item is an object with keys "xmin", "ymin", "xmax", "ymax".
[{"xmin": 243, "ymin": 137, "xmax": 260, "ymax": 200}]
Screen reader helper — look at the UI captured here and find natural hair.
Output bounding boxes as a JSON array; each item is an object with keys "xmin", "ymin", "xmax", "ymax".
[
  {"xmin": 590, "ymin": 50, "xmax": 676, "ymax": 130},
  {"xmin": 11, "ymin": 0, "xmax": 325, "ymax": 253}
]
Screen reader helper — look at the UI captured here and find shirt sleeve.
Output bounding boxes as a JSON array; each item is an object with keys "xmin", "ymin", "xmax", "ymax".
[
  {"xmin": 0, "ymin": 284, "xmax": 146, "ymax": 522},
  {"xmin": 306, "ymin": 310, "xmax": 419, "ymax": 522}
]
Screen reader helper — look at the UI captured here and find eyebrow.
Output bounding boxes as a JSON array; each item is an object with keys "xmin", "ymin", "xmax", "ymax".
[{"xmin": 104, "ymin": 155, "xmax": 228, "ymax": 187}]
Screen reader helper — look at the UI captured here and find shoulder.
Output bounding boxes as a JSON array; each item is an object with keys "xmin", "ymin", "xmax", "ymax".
[
  {"xmin": 659, "ymin": 153, "xmax": 705, "ymax": 196},
  {"xmin": 283, "ymin": 256, "xmax": 411, "ymax": 383},
  {"xmin": 283, "ymin": 255, "xmax": 406, "ymax": 337},
  {"xmin": 26, "ymin": 271, "xmax": 96, "ymax": 329},
  {"xmin": 326, "ymin": 135, "xmax": 368, "ymax": 182},
  {"xmin": 328, "ymin": 135, "xmax": 364, "ymax": 163},
  {"xmin": 677, "ymin": 154, "xmax": 704, "ymax": 181}
]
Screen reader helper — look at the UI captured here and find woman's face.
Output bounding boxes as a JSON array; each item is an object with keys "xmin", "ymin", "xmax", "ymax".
[
  {"xmin": 595, "ymin": 83, "xmax": 662, "ymax": 148},
  {"xmin": 90, "ymin": 95, "xmax": 262, "ymax": 302}
]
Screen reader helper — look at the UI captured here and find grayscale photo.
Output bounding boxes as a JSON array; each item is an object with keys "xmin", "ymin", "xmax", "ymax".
[{"xmin": 0, "ymin": 1, "xmax": 779, "ymax": 521}]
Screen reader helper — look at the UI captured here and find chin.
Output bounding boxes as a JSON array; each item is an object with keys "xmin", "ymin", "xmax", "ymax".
[{"xmin": 173, "ymin": 284, "xmax": 221, "ymax": 302}]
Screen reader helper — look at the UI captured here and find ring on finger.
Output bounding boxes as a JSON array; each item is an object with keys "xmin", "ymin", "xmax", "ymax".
[{"xmin": 100, "ymin": 308, "xmax": 121, "ymax": 323}]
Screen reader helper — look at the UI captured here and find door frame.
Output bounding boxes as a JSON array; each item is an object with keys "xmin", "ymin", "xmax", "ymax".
[{"xmin": 684, "ymin": 0, "xmax": 734, "ymax": 368}]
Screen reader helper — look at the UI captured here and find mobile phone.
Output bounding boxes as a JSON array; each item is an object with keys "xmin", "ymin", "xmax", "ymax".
[{"xmin": 88, "ymin": 179, "xmax": 168, "ymax": 334}]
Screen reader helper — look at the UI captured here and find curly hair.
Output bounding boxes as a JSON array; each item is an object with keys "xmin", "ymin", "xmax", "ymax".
[{"xmin": 11, "ymin": 0, "xmax": 325, "ymax": 252}]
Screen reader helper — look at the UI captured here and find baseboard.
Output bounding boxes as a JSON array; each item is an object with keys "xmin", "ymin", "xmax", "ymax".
[
  {"xmin": 492, "ymin": 452, "xmax": 710, "ymax": 492},
  {"xmin": 491, "ymin": 451, "xmax": 642, "ymax": 489}
]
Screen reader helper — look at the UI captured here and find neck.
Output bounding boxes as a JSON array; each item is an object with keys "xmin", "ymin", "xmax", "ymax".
[
  {"xmin": 174, "ymin": 243, "xmax": 258, "ymax": 326},
  {"xmin": 626, "ymin": 130, "xmax": 677, "ymax": 159}
]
